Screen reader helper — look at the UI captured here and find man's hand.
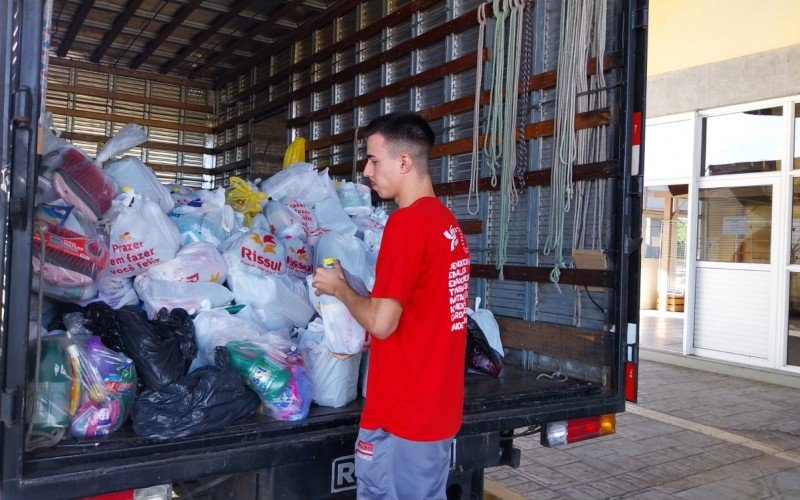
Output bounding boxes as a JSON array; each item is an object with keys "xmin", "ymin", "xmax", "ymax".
[{"xmin": 312, "ymin": 259, "xmax": 347, "ymax": 298}]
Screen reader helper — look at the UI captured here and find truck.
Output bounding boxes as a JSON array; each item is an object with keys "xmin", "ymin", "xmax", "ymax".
[{"xmin": 0, "ymin": 0, "xmax": 647, "ymax": 497}]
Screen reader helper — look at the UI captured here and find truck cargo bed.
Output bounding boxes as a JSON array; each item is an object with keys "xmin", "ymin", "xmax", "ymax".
[{"xmin": 22, "ymin": 365, "xmax": 605, "ymax": 483}]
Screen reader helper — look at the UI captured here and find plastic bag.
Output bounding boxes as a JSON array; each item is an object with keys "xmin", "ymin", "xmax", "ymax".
[
  {"xmin": 104, "ymin": 192, "xmax": 181, "ymax": 278},
  {"xmin": 26, "ymin": 336, "xmax": 73, "ymax": 433},
  {"xmin": 465, "ymin": 315, "xmax": 503, "ymax": 377},
  {"xmin": 95, "ymin": 271, "xmax": 139, "ymax": 310},
  {"xmin": 221, "ymin": 227, "xmax": 286, "ymax": 276},
  {"xmin": 132, "ymin": 346, "xmax": 259, "ymax": 440},
  {"xmin": 296, "ymin": 321, "xmax": 361, "ymax": 408},
  {"xmin": 227, "ymin": 271, "xmax": 314, "ymax": 328},
  {"xmin": 227, "ymin": 340, "xmax": 291, "ymax": 403},
  {"xmin": 134, "ymin": 274, "xmax": 234, "ymax": 318},
  {"xmin": 337, "ymin": 180, "xmax": 373, "ymax": 217},
  {"xmin": 234, "ymin": 303, "xmax": 295, "ymax": 334},
  {"xmin": 467, "ymin": 297, "xmax": 503, "ymax": 356},
  {"xmin": 306, "ymin": 268, "xmax": 369, "ymax": 355},
  {"xmin": 282, "ymin": 137, "xmax": 307, "ymax": 167},
  {"xmin": 115, "ymin": 306, "xmax": 197, "ymax": 391},
  {"xmin": 94, "ymin": 123, "xmax": 148, "ymax": 165},
  {"xmin": 33, "ymin": 210, "xmax": 109, "ymax": 286},
  {"xmin": 81, "ymin": 301, "xmax": 126, "ymax": 353},
  {"xmin": 264, "ymin": 200, "xmax": 306, "ymax": 240},
  {"xmin": 68, "ymin": 336, "xmax": 137, "ymax": 438},
  {"xmin": 143, "ymin": 242, "xmax": 228, "ymax": 284},
  {"xmin": 51, "ymin": 148, "xmax": 118, "ymax": 221},
  {"xmin": 312, "ymin": 194, "xmax": 358, "ymax": 236},
  {"xmin": 314, "ymin": 231, "xmax": 373, "ymax": 288},
  {"xmin": 225, "ymin": 177, "xmax": 267, "ymax": 227},
  {"xmin": 30, "ymin": 278, "xmax": 99, "ymax": 304},
  {"xmin": 170, "ymin": 202, "xmax": 236, "ymax": 249},
  {"xmin": 192, "ymin": 309, "xmax": 289, "ymax": 369},
  {"xmin": 105, "ymin": 157, "xmax": 174, "ymax": 213},
  {"xmin": 284, "ymin": 235, "xmax": 314, "ymax": 278},
  {"xmin": 260, "ymin": 163, "xmax": 333, "ymax": 205},
  {"xmin": 261, "ymin": 347, "xmax": 312, "ymax": 421}
]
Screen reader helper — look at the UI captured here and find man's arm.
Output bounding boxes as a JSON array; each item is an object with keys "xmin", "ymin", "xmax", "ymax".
[{"xmin": 312, "ymin": 261, "xmax": 402, "ymax": 339}]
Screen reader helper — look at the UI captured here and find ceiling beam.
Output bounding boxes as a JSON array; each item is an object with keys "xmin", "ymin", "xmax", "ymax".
[
  {"xmin": 218, "ymin": 0, "xmax": 357, "ymax": 88},
  {"xmin": 129, "ymin": 0, "xmax": 204, "ymax": 70},
  {"xmin": 159, "ymin": 0, "xmax": 257, "ymax": 75},
  {"xmin": 91, "ymin": 0, "xmax": 145, "ymax": 63},
  {"xmin": 57, "ymin": 0, "xmax": 96, "ymax": 57},
  {"xmin": 189, "ymin": 0, "xmax": 306, "ymax": 80}
]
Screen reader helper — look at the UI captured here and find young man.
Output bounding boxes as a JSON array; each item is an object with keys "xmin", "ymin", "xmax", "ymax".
[{"xmin": 312, "ymin": 112, "xmax": 471, "ymax": 499}]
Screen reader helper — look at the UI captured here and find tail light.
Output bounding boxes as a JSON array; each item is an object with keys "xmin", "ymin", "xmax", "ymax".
[
  {"xmin": 541, "ymin": 413, "xmax": 616, "ymax": 447},
  {"xmin": 80, "ymin": 484, "xmax": 171, "ymax": 500}
]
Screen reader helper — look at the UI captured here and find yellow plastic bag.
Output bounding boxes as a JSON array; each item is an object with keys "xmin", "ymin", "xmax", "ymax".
[
  {"xmin": 282, "ymin": 137, "xmax": 307, "ymax": 168},
  {"xmin": 225, "ymin": 177, "xmax": 267, "ymax": 226}
]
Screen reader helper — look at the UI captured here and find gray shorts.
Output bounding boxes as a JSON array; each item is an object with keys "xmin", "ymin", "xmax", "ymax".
[{"xmin": 354, "ymin": 427, "xmax": 451, "ymax": 500}]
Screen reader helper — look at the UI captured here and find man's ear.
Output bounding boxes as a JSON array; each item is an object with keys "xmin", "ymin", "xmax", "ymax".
[{"xmin": 399, "ymin": 154, "xmax": 413, "ymax": 174}]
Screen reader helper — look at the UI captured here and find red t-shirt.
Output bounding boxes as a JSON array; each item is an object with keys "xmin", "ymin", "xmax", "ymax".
[{"xmin": 360, "ymin": 196, "xmax": 471, "ymax": 441}]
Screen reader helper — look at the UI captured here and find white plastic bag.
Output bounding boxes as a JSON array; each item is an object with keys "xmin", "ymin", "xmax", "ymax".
[
  {"xmin": 296, "ymin": 320, "xmax": 362, "ymax": 408},
  {"xmin": 221, "ymin": 228, "xmax": 286, "ymax": 276},
  {"xmin": 260, "ymin": 163, "xmax": 333, "ymax": 204},
  {"xmin": 227, "ymin": 271, "xmax": 314, "ymax": 328},
  {"xmin": 337, "ymin": 180, "xmax": 373, "ymax": 217},
  {"xmin": 286, "ymin": 200, "xmax": 317, "ymax": 235},
  {"xmin": 94, "ymin": 124, "xmax": 148, "ymax": 165},
  {"xmin": 192, "ymin": 309, "xmax": 287, "ymax": 369},
  {"xmin": 95, "ymin": 271, "xmax": 139, "ymax": 309},
  {"xmin": 264, "ymin": 200, "xmax": 306, "ymax": 240},
  {"xmin": 284, "ymin": 235, "xmax": 314, "ymax": 278},
  {"xmin": 234, "ymin": 304, "xmax": 295, "ymax": 334},
  {"xmin": 104, "ymin": 192, "xmax": 181, "ymax": 278},
  {"xmin": 105, "ymin": 157, "xmax": 174, "ymax": 213},
  {"xmin": 467, "ymin": 297, "xmax": 504, "ymax": 357},
  {"xmin": 133, "ymin": 274, "xmax": 234, "ymax": 319},
  {"xmin": 306, "ymin": 270, "xmax": 369, "ymax": 355},
  {"xmin": 314, "ymin": 231, "xmax": 373, "ymax": 289},
  {"xmin": 142, "ymin": 242, "xmax": 228, "ymax": 284},
  {"xmin": 312, "ymin": 195, "xmax": 357, "ymax": 236}
]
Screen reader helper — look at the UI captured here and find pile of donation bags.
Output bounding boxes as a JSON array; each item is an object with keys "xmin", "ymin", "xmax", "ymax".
[{"xmin": 26, "ymin": 119, "xmax": 388, "ymax": 444}]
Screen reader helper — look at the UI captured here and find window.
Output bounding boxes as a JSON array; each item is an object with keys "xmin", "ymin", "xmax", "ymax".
[
  {"xmin": 702, "ymin": 106, "xmax": 783, "ymax": 176},
  {"xmin": 697, "ymin": 186, "xmax": 772, "ymax": 263},
  {"xmin": 788, "ymin": 274, "xmax": 800, "ymax": 366},
  {"xmin": 795, "ymin": 103, "xmax": 800, "ymax": 169}
]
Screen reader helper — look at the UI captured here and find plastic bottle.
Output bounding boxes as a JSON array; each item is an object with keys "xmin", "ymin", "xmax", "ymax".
[
  {"xmin": 226, "ymin": 340, "xmax": 291, "ymax": 402},
  {"xmin": 27, "ymin": 338, "xmax": 72, "ymax": 432}
]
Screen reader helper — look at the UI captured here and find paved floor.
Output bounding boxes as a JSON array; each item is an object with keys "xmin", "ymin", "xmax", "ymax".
[{"xmin": 489, "ymin": 359, "xmax": 800, "ymax": 498}]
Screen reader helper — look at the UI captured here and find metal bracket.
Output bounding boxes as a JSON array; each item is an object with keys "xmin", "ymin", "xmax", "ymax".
[
  {"xmin": 635, "ymin": 4, "xmax": 648, "ymax": 30},
  {"xmin": 0, "ymin": 389, "xmax": 17, "ymax": 427},
  {"xmin": 624, "ymin": 236, "xmax": 642, "ymax": 255},
  {"xmin": 11, "ymin": 86, "xmax": 33, "ymax": 129}
]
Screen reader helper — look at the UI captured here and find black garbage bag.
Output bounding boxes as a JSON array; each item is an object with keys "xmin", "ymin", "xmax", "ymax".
[
  {"xmin": 132, "ymin": 347, "xmax": 259, "ymax": 440},
  {"xmin": 83, "ymin": 301, "xmax": 127, "ymax": 354},
  {"xmin": 115, "ymin": 305, "xmax": 197, "ymax": 391},
  {"xmin": 465, "ymin": 316, "xmax": 503, "ymax": 377}
]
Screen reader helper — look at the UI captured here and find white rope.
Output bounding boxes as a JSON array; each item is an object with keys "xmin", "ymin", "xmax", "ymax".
[
  {"xmin": 544, "ymin": 0, "xmax": 593, "ymax": 284},
  {"xmin": 467, "ymin": 3, "xmax": 488, "ymax": 216}
]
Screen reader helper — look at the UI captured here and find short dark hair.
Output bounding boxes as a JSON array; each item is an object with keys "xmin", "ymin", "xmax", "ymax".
[{"xmin": 363, "ymin": 112, "xmax": 435, "ymax": 164}]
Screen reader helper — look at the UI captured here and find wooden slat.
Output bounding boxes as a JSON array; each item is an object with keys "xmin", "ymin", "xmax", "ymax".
[
  {"xmin": 225, "ymin": 0, "xmax": 453, "ymax": 106},
  {"xmin": 283, "ymin": 50, "xmax": 484, "ymax": 130},
  {"xmin": 216, "ymin": 49, "xmax": 484, "ymax": 133},
  {"xmin": 48, "ymin": 83, "xmax": 212, "ymax": 113},
  {"xmin": 432, "ymin": 161, "xmax": 620, "ymax": 197},
  {"xmin": 459, "ymin": 219, "xmax": 483, "ymax": 235},
  {"xmin": 471, "ymin": 265, "xmax": 614, "ymax": 288},
  {"xmin": 58, "ymin": 131, "xmax": 209, "ymax": 155},
  {"xmin": 496, "ymin": 316, "xmax": 615, "ymax": 366},
  {"xmin": 91, "ymin": 0, "xmax": 145, "ymax": 63},
  {"xmin": 161, "ymin": 0, "xmax": 257, "ymax": 75},
  {"xmin": 220, "ymin": 0, "xmax": 361, "ymax": 89},
  {"xmin": 50, "ymin": 58, "xmax": 214, "ymax": 89},
  {"xmin": 148, "ymin": 162, "xmax": 210, "ymax": 176},
  {"xmin": 48, "ymin": 106, "xmax": 211, "ymax": 134},
  {"xmin": 306, "ymin": 54, "xmax": 619, "ymax": 151},
  {"xmin": 57, "ymin": 0, "xmax": 96, "ymax": 57},
  {"xmin": 130, "ymin": 0, "xmax": 204, "ymax": 70}
]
